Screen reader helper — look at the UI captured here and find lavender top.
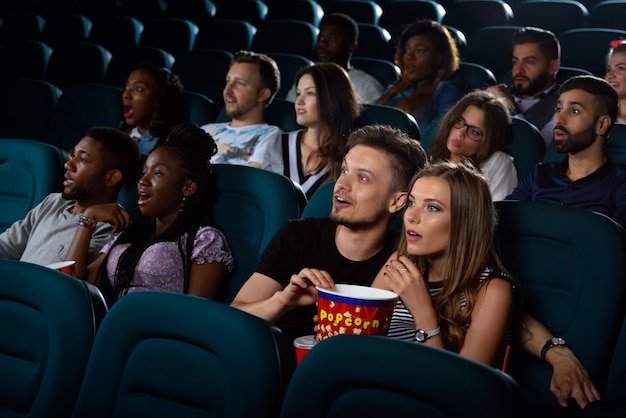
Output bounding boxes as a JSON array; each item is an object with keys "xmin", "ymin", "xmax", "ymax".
[{"xmin": 102, "ymin": 226, "xmax": 234, "ymax": 294}]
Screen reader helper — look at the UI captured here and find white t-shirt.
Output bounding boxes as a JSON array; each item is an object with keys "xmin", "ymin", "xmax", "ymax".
[
  {"xmin": 200, "ymin": 122, "xmax": 282, "ymax": 167},
  {"xmin": 480, "ymin": 151, "xmax": 518, "ymax": 201}
]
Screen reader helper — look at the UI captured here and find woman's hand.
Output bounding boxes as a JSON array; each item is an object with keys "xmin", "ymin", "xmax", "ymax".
[{"xmin": 384, "ymin": 255, "xmax": 438, "ymax": 328}]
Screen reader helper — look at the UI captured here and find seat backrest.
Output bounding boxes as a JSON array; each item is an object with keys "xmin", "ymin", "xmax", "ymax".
[
  {"xmin": 46, "ymin": 82, "xmax": 123, "ymax": 151},
  {"xmin": 266, "ymin": 0, "xmax": 324, "ymax": 26},
  {"xmin": 214, "ymin": 0, "xmax": 269, "ymax": 28},
  {"xmin": 515, "ymin": 0, "xmax": 589, "ymax": 36},
  {"xmin": 510, "ymin": 116, "xmax": 546, "ymax": 181},
  {"xmin": 89, "ymin": 15, "xmax": 144, "ymax": 54},
  {"xmin": 355, "ymin": 104, "xmax": 421, "ymax": 141},
  {"xmin": 0, "ymin": 39, "xmax": 53, "ymax": 81},
  {"xmin": 351, "ymin": 56, "xmax": 400, "ymax": 89},
  {"xmin": 194, "ymin": 19, "xmax": 257, "ymax": 53},
  {"xmin": 0, "ymin": 259, "xmax": 107, "ymax": 418},
  {"xmin": 71, "ymin": 291, "xmax": 290, "ymax": 418},
  {"xmin": 251, "ymin": 19, "xmax": 319, "ymax": 57},
  {"xmin": 267, "ymin": 52, "xmax": 314, "ymax": 99},
  {"xmin": 589, "ymin": 0, "xmax": 626, "ymax": 30},
  {"xmin": 457, "ymin": 61, "xmax": 498, "ymax": 93},
  {"xmin": 0, "ymin": 139, "xmax": 65, "ymax": 232},
  {"xmin": 559, "ymin": 28, "xmax": 626, "ymax": 76},
  {"xmin": 465, "ymin": 25, "xmax": 525, "ymax": 81},
  {"xmin": 0, "ymin": 12, "xmax": 45, "ymax": 43},
  {"xmin": 495, "ymin": 200, "xmax": 626, "ymax": 402},
  {"xmin": 211, "ymin": 164, "xmax": 303, "ymax": 303},
  {"xmin": 353, "ymin": 23, "xmax": 394, "ymax": 60},
  {"xmin": 166, "ymin": 0, "xmax": 217, "ymax": 24},
  {"xmin": 40, "ymin": 13, "xmax": 92, "ymax": 48},
  {"xmin": 607, "ymin": 124, "xmax": 626, "ymax": 165},
  {"xmin": 171, "ymin": 48, "xmax": 233, "ymax": 103},
  {"xmin": 181, "ymin": 90, "xmax": 217, "ymax": 125},
  {"xmin": 280, "ymin": 335, "xmax": 527, "ymax": 418},
  {"xmin": 44, "ymin": 41, "xmax": 112, "ymax": 89},
  {"xmin": 139, "ymin": 17, "xmax": 199, "ymax": 56},
  {"xmin": 118, "ymin": 0, "xmax": 168, "ymax": 22},
  {"xmin": 104, "ymin": 45, "xmax": 175, "ymax": 88},
  {"xmin": 326, "ymin": 0, "xmax": 383, "ymax": 24},
  {"xmin": 605, "ymin": 313, "xmax": 626, "ymax": 400},
  {"xmin": 442, "ymin": 0, "xmax": 515, "ymax": 39},
  {"xmin": 301, "ymin": 181, "xmax": 334, "ymax": 218},
  {"xmin": 0, "ymin": 78, "xmax": 60, "ymax": 142},
  {"xmin": 379, "ymin": 0, "xmax": 446, "ymax": 30}
]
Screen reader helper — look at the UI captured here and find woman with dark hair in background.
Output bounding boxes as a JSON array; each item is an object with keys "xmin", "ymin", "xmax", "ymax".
[
  {"xmin": 267, "ymin": 62, "xmax": 362, "ymax": 198},
  {"xmin": 378, "ymin": 19, "xmax": 462, "ymax": 132},
  {"xmin": 119, "ymin": 62, "xmax": 185, "ymax": 155}
]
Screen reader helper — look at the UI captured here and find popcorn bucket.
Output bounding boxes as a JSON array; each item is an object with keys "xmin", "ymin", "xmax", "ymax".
[{"xmin": 316, "ymin": 284, "xmax": 398, "ymax": 342}]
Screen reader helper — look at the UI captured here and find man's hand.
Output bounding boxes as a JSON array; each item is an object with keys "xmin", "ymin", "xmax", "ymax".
[
  {"xmin": 278, "ymin": 268, "xmax": 335, "ymax": 308},
  {"xmin": 83, "ymin": 203, "xmax": 131, "ymax": 233},
  {"xmin": 546, "ymin": 346, "xmax": 601, "ymax": 409}
]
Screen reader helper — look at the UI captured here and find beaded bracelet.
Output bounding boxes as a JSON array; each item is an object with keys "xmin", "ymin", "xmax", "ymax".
[{"xmin": 77, "ymin": 214, "xmax": 97, "ymax": 230}]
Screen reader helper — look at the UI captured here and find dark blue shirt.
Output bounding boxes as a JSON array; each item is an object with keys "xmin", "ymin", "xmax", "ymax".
[{"xmin": 506, "ymin": 157, "xmax": 626, "ymax": 228}]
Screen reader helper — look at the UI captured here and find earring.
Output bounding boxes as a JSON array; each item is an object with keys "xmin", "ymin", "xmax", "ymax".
[{"xmin": 178, "ymin": 196, "xmax": 186, "ymax": 214}]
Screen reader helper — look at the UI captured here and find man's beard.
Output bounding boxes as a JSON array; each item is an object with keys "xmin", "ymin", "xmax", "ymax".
[
  {"xmin": 329, "ymin": 206, "xmax": 389, "ymax": 231},
  {"xmin": 62, "ymin": 184, "xmax": 92, "ymax": 202},
  {"xmin": 553, "ymin": 123, "xmax": 597, "ymax": 154},
  {"xmin": 512, "ymin": 71, "xmax": 552, "ymax": 97}
]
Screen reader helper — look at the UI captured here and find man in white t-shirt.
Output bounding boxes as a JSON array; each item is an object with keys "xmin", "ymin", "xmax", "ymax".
[
  {"xmin": 201, "ymin": 51, "xmax": 282, "ymax": 168},
  {"xmin": 286, "ymin": 13, "xmax": 385, "ymax": 104}
]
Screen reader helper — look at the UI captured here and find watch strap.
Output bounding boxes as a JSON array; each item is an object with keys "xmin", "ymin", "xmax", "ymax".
[
  {"xmin": 540, "ymin": 337, "xmax": 567, "ymax": 364},
  {"xmin": 414, "ymin": 327, "xmax": 441, "ymax": 343}
]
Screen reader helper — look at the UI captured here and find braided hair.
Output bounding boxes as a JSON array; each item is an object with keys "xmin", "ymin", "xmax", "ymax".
[{"xmin": 98, "ymin": 123, "xmax": 217, "ymax": 303}]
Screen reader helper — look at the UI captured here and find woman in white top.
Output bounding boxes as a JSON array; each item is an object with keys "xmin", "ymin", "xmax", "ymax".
[
  {"xmin": 428, "ymin": 90, "xmax": 517, "ymax": 201},
  {"xmin": 605, "ymin": 39, "xmax": 626, "ymax": 125},
  {"xmin": 269, "ymin": 62, "xmax": 362, "ymax": 198}
]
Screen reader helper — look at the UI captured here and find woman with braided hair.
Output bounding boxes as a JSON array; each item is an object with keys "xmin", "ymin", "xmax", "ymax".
[{"xmin": 66, "ymin": 123, "xmax": 233, "ymax": 304}]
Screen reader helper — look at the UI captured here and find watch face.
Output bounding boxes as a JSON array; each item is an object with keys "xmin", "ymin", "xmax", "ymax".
[
  {"xmin": 414, "ymin": 330, "xmax": 426, "ymax": 342},
  {"xmin": 552, "ymin": 337, "xmax": 566, "ymax": 345}
]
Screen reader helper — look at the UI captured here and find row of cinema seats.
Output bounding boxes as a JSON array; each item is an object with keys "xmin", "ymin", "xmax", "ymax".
[
  {"xmin": 3, "ymin": 1, "xmax": 625, "ymax": 80},
  {"xmin": 2, "ymin": 194, "xmax": 626, "ymax": 416}
]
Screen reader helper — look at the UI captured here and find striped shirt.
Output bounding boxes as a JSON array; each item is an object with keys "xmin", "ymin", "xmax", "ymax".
[{"xmin": 387, "ymin": 267, "xmax": 514, "ymax": 370}]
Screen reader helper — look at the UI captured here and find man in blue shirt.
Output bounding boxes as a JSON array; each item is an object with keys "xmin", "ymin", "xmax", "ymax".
[
  {"xmin": 507, "ymin": 75, "xmax": 625, "ymax": 411},
  {"xmin": 507, "ymin": 75, "xmax": 626, "ymax": 229}
]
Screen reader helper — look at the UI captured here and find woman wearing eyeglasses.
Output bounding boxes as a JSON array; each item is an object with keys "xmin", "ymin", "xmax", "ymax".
[
  {"xmin": 605, "ymin": 39, "xmax": 626, "ymax": 124},
  {"xmin": 428, "ymin": 90, "xmax": 517, "ymax": 201}
]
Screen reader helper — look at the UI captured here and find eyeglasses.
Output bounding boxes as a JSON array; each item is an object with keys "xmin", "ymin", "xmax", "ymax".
[
  {"xmin": 610, "ymin": 39, "xmax": 626, "ymax": 49},
  {"xmin": 452, "ymin": 117, "xmax": 484, "ymax": 142}
]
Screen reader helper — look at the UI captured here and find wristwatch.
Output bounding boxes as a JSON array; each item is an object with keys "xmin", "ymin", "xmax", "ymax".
[
  {"xmin": 540, "ymin": 336, "xmax": 567, "ymax": 364},
  {"xmin": 413, "ymin": 327, "xmax": 441, "ymax": 343}
]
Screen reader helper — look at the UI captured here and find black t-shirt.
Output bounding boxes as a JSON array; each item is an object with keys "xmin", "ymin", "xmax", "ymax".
[{"xmin": 256, "ymin": 218, "xmax": 398, "ymax": 343}]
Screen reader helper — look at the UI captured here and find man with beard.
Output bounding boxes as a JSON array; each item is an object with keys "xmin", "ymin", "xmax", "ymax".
[
  {"xmin": 507, "ymin": 75, "xmax": 626, "ymax": 228},
  {"xmin": 201, "ymin": 51, "xmax": 282, "ymax": 168},
  {"xmin": 0, "ymin": 127, "xmax": 140, "ymax": 265},
  {"xmin": 231, "ymin": 125, "xmax": 427, "ymax": 343},
  {"xmin": 507, "ymin": 75, "xmax": 626, "ymax": 411},
  {"xmin": 285, "ymin": 13, "xmax": 384, "ymax": 104},
  {"xmin": 488, "ymin": 27, "xmax": 561, "ymax": 145}
]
